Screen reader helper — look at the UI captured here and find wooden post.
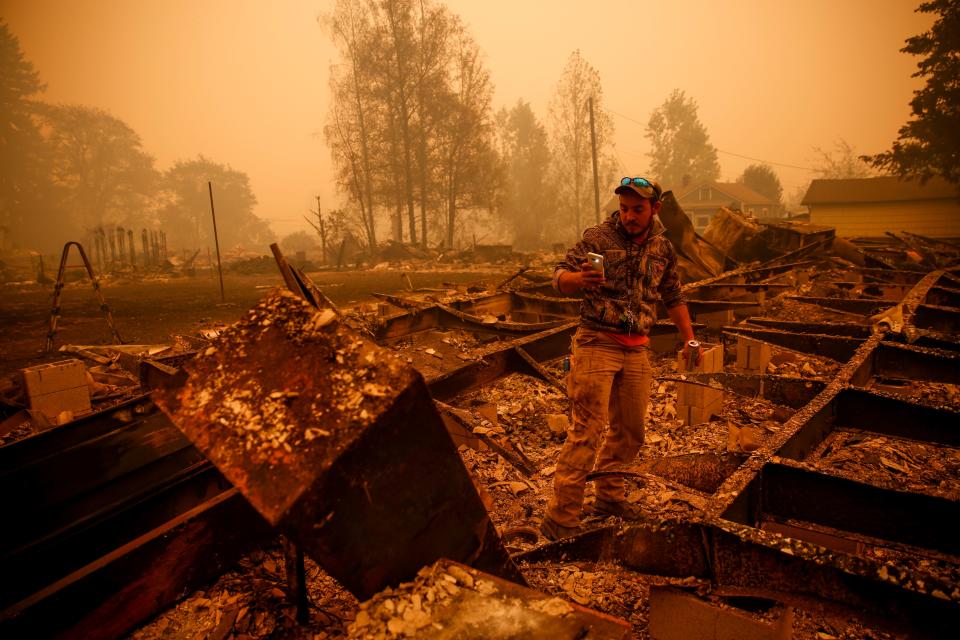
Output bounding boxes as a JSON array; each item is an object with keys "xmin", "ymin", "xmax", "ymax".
[{"xmin": 208, "ymin": 181, "xmax": 225, "ymax": 303}]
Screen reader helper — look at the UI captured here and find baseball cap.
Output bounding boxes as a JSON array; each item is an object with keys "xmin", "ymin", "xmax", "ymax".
[{"xmin": 614, "ymin": 177, "xmax": 662, "ymax": 200}]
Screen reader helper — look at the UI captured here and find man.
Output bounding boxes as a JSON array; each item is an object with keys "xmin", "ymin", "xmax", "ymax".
[{"xmin": 541, "ymin": 176, "xmax": 699, "ymax": 541}]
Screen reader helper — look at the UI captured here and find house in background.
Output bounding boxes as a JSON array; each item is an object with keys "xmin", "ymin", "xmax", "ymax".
[
  {"xmin": 674, "ymin": 181, "xmax": 782, "ymax": 232},
  {"xmin": 802, "ymin": 176, "xmax": 960, "ymax": 238}
]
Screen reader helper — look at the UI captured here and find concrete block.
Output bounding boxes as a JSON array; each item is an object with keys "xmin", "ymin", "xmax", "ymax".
[
  {"xmin": 677, "ymin": 382, "xmax": 724, "ymax": 409},
  {"xmin": 649, "ymin": 586, "xmax": 792, "ymax": 640},
  {"xmin": 22, "ymin": 359, "xmax": 90, "ymax": 423},
  {"xmin": 679, "ymin": 395, "xmax": 724, "ymax": 426},
  {"xmin": 736, "ymin": 336, "xmax": 772, "ymax": 373},
  {"xmin": 22, "ymin": 359, "xmax": 86, "ymax": 397}
]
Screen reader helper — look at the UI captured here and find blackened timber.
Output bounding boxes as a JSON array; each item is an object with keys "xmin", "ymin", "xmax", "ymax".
[
  {"xmin": 786, "ymin": 296, "xmax": 895, "ymax": 316},
  {"xmin": 722, "ymin": 327, "xmax": 864, "ymax": 362},
  {"xmin": 743, "ymin": 317, "xmax": 872, "ymax": 338},
  {"xmin": 874, "ymin": 342, "xmax": 960, "ymax": 384}
]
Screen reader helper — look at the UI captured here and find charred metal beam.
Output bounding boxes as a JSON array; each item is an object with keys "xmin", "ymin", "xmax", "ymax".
[
  {"xmin": 427, "ymin": 322, "xmax": 577, "ymax": 401},
  {"xmin": 688, "ymin": 300, "xmax": 764, "ymax": 314},
  {"xmin": 854, "ymin": 268, "xmax": 927, "ymax": 285},
  {"xmin": 923, "ymin": 285, "xmax": 960, "ymax": 308},
  {"xmin": 743, "ymin": 317, "xmax": 871, "ymax": 338},
  {"xmin": 685, "ymin": 283, "xmax": 792, "ymax": 301},
  {"xmin": 155, "ymin": 292, "xmax": 523, "ymax": 600},
  {"xmin": 516, "ymin": 519, "xmax": 960, "ymax": 637},
  {"xmin": 874, "ymin": 341, "xmax": 960, "ymax": 384},
  {"xmin": 785, "ymin": 296, "xmax": 894, "ymax": 316},
  {"xmin": 912, "ymin": 303, "xmax": 960, "ymax": 334},
  {"xmin": 0, "ymin": 488, "xmax": 270, "ymax": 640},
  {"xmin": 835, "ymin": 388, "xmax": 960, "ymax": 447},
  {"xmin": 755, "ymin": 462, "xmax": 960, "ymax": 557},
  {"xmin": 723, "ymin": 326, "xmax": 864, "ymax": 362},
  {"xmin": 510, "ymin": 291, "xmax": 579, "ymax": 318}
]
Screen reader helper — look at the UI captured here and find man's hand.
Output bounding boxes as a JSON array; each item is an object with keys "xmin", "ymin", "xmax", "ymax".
[
  {"xmin": 681, "ymin": 340, "xmax": 703, "ymax": 369},
  {"xmin": 559, "ymin": 261, "xmax": 605, "ymax": 293}
]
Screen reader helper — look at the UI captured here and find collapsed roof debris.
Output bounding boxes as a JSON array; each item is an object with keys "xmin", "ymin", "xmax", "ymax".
[{"xmin": 1, "ymin": 217, "xmax": 959, "ymax": 639}]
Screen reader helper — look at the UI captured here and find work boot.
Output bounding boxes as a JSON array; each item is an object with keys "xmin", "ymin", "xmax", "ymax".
[
  {"xmin": 592, "ymin": 498, "xmax": 645, "ymax": 521},
  {"xmin": 539, "ymin": 517, "xmax": 580, "ymax": 542}
]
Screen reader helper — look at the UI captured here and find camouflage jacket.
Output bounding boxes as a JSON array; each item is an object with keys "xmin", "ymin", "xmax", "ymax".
[{"xmin": 553, "ymin": 212, "xmax": 685, "ymax": 335}]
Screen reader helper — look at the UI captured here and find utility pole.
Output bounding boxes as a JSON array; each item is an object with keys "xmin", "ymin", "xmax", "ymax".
[
  {"xmin": 589, "ymin": 96, "xmax": 601, "ymax": 225},
  {"xmin": 208, "ymin": 181, "xmax": 225, "ymax": 303}
]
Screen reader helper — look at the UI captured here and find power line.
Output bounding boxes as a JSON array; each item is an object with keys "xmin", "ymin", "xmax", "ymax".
[{"xmin": 607, "ymin": 108, "xmax": 817, "ymax": 173}]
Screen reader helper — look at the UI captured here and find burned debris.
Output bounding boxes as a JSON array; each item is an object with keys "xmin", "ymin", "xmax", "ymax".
[{"xmin": 1, "ymin": 220, "xmax": 960, "ymax": 639}]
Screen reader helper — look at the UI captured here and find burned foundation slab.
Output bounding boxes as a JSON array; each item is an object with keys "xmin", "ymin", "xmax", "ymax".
[{"xmin": 154, "ymin": 291, "xmax": 522, "ymax": 600}]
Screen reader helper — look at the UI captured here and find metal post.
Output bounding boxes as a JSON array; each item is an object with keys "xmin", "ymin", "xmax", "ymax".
[
  {"xmin": 208, "ymin": 181, "xmax": 226, "ymax": 303},
  {"xmin": 589, "ymin": 96, "xmax": 601, "ymax": 225}
]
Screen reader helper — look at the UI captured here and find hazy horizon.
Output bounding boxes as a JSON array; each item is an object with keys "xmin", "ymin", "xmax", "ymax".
[{"xmin": 3, "ymin": 0, "xmax": 932, "ymax": 239}]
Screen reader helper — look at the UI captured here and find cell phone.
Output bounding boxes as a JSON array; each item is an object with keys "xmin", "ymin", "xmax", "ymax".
[{"xmin": 586, "ymin": 252, "xmax": 605, "ymax": 278}]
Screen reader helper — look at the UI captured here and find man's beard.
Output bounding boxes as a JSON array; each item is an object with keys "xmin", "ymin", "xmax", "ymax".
[{"xmin": 625, "ymin": 221, "xmax": 652, "ymax": 238}]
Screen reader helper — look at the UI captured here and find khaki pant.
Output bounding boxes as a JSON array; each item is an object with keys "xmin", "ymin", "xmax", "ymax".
[{"xmin": 546, "ymin": 327, "xmax": 653, "ymax": 528}]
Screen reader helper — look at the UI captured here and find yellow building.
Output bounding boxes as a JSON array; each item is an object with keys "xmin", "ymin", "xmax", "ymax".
[{"xmin": 802, "ymin": 176, "xmax": 960, "ymax": 238}]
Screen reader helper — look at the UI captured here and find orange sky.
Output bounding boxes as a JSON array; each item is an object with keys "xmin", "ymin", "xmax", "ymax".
[{"xmin": 3, "ymin": 0, "xmax": 932, "ymax": 237}]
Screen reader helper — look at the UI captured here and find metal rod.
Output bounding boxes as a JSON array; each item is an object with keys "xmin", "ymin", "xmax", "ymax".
[{"xmin": 208, "ymin": 181, "xmax": 225, "ymax": 303}]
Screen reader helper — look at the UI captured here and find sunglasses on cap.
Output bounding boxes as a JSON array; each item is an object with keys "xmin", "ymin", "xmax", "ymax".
[{"xmin": 620, "ymin": 177, "xmax": 654, "ymax": 188}]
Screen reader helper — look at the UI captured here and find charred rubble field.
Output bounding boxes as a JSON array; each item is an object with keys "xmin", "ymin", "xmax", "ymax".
[{"xmin": 2, "ymin": 227, "xmax": 960, "ymax": 640}]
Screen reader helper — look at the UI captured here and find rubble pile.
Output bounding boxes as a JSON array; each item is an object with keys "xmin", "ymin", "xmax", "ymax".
[{"xmin": 3, "ymin": 228, "xmax": 960, "ymax": 639}]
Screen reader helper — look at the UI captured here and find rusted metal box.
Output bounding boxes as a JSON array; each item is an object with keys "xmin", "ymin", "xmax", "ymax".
[{"xmin": 155, "ymin": 291, "xmax": 521, "ymax": 599}]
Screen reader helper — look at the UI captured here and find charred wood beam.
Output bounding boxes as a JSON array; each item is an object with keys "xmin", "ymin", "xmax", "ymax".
[
  {"xmin": 723, "ymin": 327, "xmax": 865, "ymax": 362},
  {"xmin": 657, "ymin": 372, "xmax": 825, "ymax": 409},
  {"xmin": 874, "ymin": 342, "xmax": 960, "ymax": 384},
  {"xmin": 743, "ymin": 317, "xmax": 871, "ymax": 338},
  {"xmin": 785, "ymin": 296, "xmax": 894, "ymax": 316}
]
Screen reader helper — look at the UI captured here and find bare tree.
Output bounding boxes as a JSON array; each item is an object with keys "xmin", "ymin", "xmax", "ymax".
[{"xmin": 548, "ymin": 50, "xmax": 614, "ymax": 239}]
